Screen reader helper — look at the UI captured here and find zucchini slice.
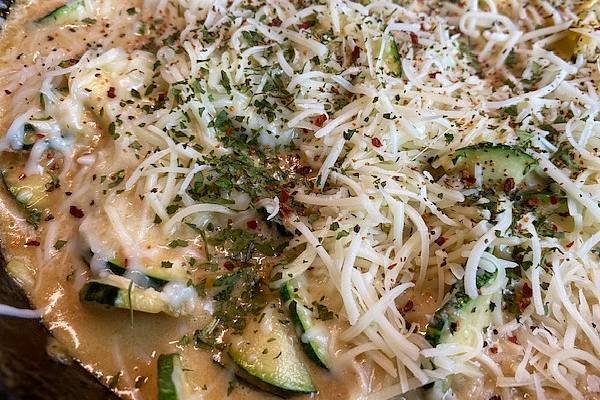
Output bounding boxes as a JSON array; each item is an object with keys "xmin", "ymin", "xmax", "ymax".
[
  {"xmin": 383, "ymin": 36, "xmax": 402, "ymax": 77},
  {"xmin": 80, "ymin": 280, "xmax": 170, "ymax": 315},
  {"xmin": 548, "ymin": 0, "xmax": 599, "ymax": 61},
  {"xmin": 22, "ymin": 124, "xmax": 38, "ymax": 149},
  {"xmin": 107, "ymin": 260, "xmax": 169, "ymax": 290},
  {"xmin": 157, "ymin": 354, "xmax": 198, "ymax": 400},
  {"xmin": 2, "ymin": 168, "xmax": 52, "ymax": 211},
  {"xmin": 106, "ymin": 259, "xmax": 188, "ymax": 289},
  {"xmin": 425, "ymin": 271, "xmax": 496, "ymax": 347},
  {"xmin": 228, "ymin": 305, "xmax": 316, "ymax": 394},
  {"xmin": 6, "ymin": 259, "xmax": 35, "ymax": 289},
  {"xmin": 158, "ymin": 354, "xmax": 181, "ymax": 400},
  {"xmin": 424, "ymin": 379, "xmax": 453, "ymax": 400},
  {"xmin": 2, "ymin": 166, "xmax": 53, "ymax": 226},
  {"xmin": 36, "ymin": 0, "xmax": 87, "ymax": 25},
  {"xmin": 451, "ymin": 143, "xmax": 538, "ymax": 189},
  {"xmin": 281, "ymin": 281, "xmax": 330, "ymax": 369}
]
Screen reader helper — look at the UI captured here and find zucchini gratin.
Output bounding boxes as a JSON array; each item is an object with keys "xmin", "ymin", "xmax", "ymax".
[{"xmin": 1, "ymin": 0, "xmax": 600, "ymax": 399}]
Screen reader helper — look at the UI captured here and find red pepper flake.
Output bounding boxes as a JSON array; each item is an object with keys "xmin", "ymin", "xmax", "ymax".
[
  {"xmin": 403, "ymin": 300, "xmax": 414, "ymax": 312},
  {"xmin": 522, "ymin": 282, "xmax": 533, "ymax": 298},
  {"xmin": 410, "ymin": 32, "xmax": 419, "ymax": 45},
  {"xmin": 503, "ymin": 177, "xmax": 515, "ymax": 193},
  {"xmin": 279, "ymin": 203, "xmax": 291, "ymax": 218},
  {"xmin": 295, "ymin": 165, "xmax": 312, "ymax": 176},
  {"xmin": 225, "ymin": 127, "xmax": 234, "ymax": 136},
  {"xmin": 351, "ymin": 46, "xmax": 360, "ymax": 63},
  {"xmin": 371, "ymin": 137, "xmax": 383, "ymax": 148},
  {"xmin": 463, "ymin": 175, "xmax": 476, "ymax": 185},
  {"xmin": 279, "ymin": 190, "xmax": 290, "ymax": 203},
  {"xmin": 387, "ymin": 263, "xmax": 397, "ymax": 270},
  {"xmin": 297, "ymin": 21, "xmax": 312, "ymax": 30},
  {"xmin": 527, "ymin": 197, "xmax": 540, "ymax": 206},
  {"xmin": 519, "ymin": 296, "xmax": 531, "ymax": 312},
  {"xmin": 314, "ymin": 114, "xmax": 327, "ymax": 127},
  {"xmin": 434, "ymin": 236, "xmax": 447, "ymax": 246},
  {"xmin": 107, "ymin": 87, "xmax": 116, "ymax": 98},
  {"xmin": 549, "ymin": 195, "xmax": 558, "ymax": 205},
  {"xmin": 223, "ymin": 261, "xmax": 234, "ymax": 271},
  {"xmin": 566, "ymin": 241, "xmax": 575, "ymax": 248},
  {"xmin": 269, "ymin": 17, "xmax": 282, "ymax": 27},
  {"xmin": 69, "ymin": 205, "xmax": 84, "ymax": 218},
  {"xmin": 490, "ymin": 346, "xmax": 498, "ymax": 354},
  {"xmin": 246, "ymin": 220, "xmax": 258, "ymax": 230},
  {"xmin": 508, "ymin": 335, "xmax": 519, "ymax": 344},
  {"xmin": 25, "ymin": 240, "xmax": 40, "ymax": 246}
]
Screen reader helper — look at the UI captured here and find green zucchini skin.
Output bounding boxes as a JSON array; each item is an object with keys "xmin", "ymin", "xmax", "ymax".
[
  {"xmin": 220, "ymin": 354, "xmax": 299, "ymax": 398},
  {"xmin": 281, "ymin": 281, "xmax": 330, "ymax": 369},
  {"xmin": 79, "ymin": 280, "xmax": 170, "ymax": 314},
  {"xmin": 36, "ymin": 0, "xmax": 85, "ymax": 25},
  {"xmin": 290, "ymin": 301, "xmax": 329, "ymax": 369},
  {"xmin": 383, "ymin": 36, "xmax": 402, "ymax": 77},
  {"xmin": 22, "ymin": 124, "xmax": 37, "ymax": 149},
  {"xmin": 157, "ymin": 354, "xmax": 182, "ymax": 400},
  {"xmin": 451, "ymin": 143, "xmax": 538, "ymax": 189},
  {"xmin": 81, "ymin": 251, "xmax": 189, "ymax": 290},
  {"xmin": 106, "ymin": 260, "xmax": 170, "ymax": 291},
  {"xmin": 79, "ymin": 281, "xmax": 120, "ymax": 306},
  {"xmin": 280, "ymin": 280, "xmax": 295, "ymax": 302}
]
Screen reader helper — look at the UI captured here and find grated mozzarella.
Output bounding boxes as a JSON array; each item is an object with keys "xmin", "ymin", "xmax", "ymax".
[{"xmin": 7, "ymin": 0, "xmax": 600, "ymax": 398}]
